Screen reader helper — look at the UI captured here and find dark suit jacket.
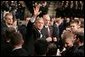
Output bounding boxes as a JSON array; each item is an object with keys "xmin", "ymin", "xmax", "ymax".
[
  {"xmin": 61, "ymin": 46, "xmax": 76, "ymax": 56},
  {"xmin": 1, "ymin": 20, "xmax": 8, "ymax": 33},
  {"xmin": 41, "ymin": 25, "xmax": 59, "ymax": 43},
  {"xmin": 52, "ymin": 24, "xmax": 60, "ymax": 38},
  {"xmin": 73, "ymin": 45, "xmax": 84, "ymax": 56},
  {"xmin": 10, "ymin": 48, "xmax": 28, "ymax": 56},
  {"xmin": 41, "ymin": 26, "xmax": 53, "ymax": 38},
  {"xmin": 18, "ymin": 25, "xmax": 27, "ymax": 42},
  {"xmin": 1, "ymin": 43, "xmax": 12, "ymax": 56},
  {"xmin": 1, "ymin": 20, "xmax": 12, "ymax": 56},
  {"xmin": 23, "ymin": 20, "xmax": 45, "ymax": 56},
  {"xmin": 62, "ymin": 45, "xmax": 84, "ymax": 56}
]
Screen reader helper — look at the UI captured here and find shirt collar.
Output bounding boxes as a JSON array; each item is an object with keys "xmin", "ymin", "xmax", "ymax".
[{"xmin": 12, "ymin": 46, "xmax": 22, "ymax": 51}]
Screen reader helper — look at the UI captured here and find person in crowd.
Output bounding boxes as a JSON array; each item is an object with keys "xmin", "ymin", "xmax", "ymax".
[
  {"xmin": 34, "ymin": 39, "xmax": 48, "ymax": 56},
  {"xmin": 1, "ymin": 1, "xmax": 84, "ymax": 56},
  {"xmin": 1, "ymin": 12, "xmax": 18, "ymax": 32},
  {"xmin": 39, "ymin": 1, "xmax": 48, "ymax": 17},
  {"xmin": 1, "ymin": 1, "xmax": 10, "ymax": 12},
  {"xmin": 70, "ymin": 19, "xmax": 81, "ymax": 33},
  {"xmin": 42, "ymin": 14, "xmax": 53, "ymax": 42},
  {"xmin": 1, "ymin": 12, "xmax": 26, "ymax": 41},
  {"xmin": 42, "ymin": 14, "xmax": 58, "ymax": 43},
  {"xmin": 73, "ymin": 32, "xmax": 84, "ymax": 56},
  {"xmin": 24, "ymin": 17, "xmax": 45, "ymax": 55},
  {"xmin": 9, "ymin": 32, "xmax": 28, "ymax": 56},
  {"xmin": 46, "ymin": 43, "xmax": 57, "ymax": 56},
  {"xmin": 23, "ymin": 4, "xmax": 45, "ymax": 56},
  {"xmin": 53, "ymin": 17, "xmax": 67, "ymax": 51},
  {"xmin": 16, "ymin": 3, "xmax": 25, "ymax": 20},
  {"xmin": 18, "ymin": 16, "xmax": 31, "ymax": 42},
  {"xmin": 61, "ymin": 31, "xmax": 80, "ymax": 56},
  {"xmin": 24, "ymin": 1, "xmax": 35, "ymax": 16},
  {"xmin": 1, "ymin": 27, "xmax": 16, "ymax": 56},
  {"xmin": 53, "ymin": 17, "xmax": 62, "ymax": 40}
]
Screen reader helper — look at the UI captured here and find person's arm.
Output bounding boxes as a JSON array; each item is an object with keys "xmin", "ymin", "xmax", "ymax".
[
  {"xmin": 26, "ymin": 3, "xmax": 41, "ymax": 31},
  {"xmin": 30, "ymin": 3, "xmax": 41, "ymax": 23}
]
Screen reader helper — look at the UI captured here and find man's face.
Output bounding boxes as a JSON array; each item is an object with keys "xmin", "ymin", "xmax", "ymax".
[
  {"xmin": 70, "ymin": 23, "xmax": 79, "ymax": 32},
  {"xmin": 43, "ymin": 15, "xmax": 50, "ymax": 26},
  {"xmin": 35, "ymin": 19, "xmax": 44, "ymax": 30},
  {"xmin": 44, "ymin": 18, "xmax": 50, "ymax": 26},
  {"xmin": 5, "ymin": 15, "xmax": 13, "ymax": 25},
  {"xmin": 65, "ymin": 38, "xmax": 73, "ymax": 48}
]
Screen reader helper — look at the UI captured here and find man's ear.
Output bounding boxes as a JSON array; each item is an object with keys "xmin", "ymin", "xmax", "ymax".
[{"xmin": 3, "ymin": 18, "xmax": 6, "ymax": 21}]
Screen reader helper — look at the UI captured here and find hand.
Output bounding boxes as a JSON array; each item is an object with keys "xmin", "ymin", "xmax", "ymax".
[
  {"xmin": 13, "ymin": 20, "xmax": 17, "ymax": 26},
  {"xmin": 56, "ymin": 49, "xmax": 61, "ymax": 56},
  {"xmin": 55, "ymin": 23, "xmax": 60, "ymax": 27},
  {"xmin": 53, "ymin": 37, "xmax": 57, "ymax": 42},
  {"xmin": 9, "ymin": 20, "xmax": 17, "ymax": 30},
  {"xmin": 33, "ymin": 4, "xmax": 41, "ymax": 17},
  {"xmin": 46, "ymin": 37, "xmax": 52, "ymax": 42}
]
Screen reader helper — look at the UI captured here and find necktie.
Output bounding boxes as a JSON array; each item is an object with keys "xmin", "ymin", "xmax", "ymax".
[
  {"xmin": 47, "ymin": 27, "xmax": 51, "ymax": 37},
  {"xmin": 39, "ymin": 31, "xmax": 43, "ymax": 38}
]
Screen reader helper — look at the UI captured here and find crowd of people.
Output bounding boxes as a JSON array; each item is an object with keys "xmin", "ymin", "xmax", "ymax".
[
  {"xmin": 1, "ymin": 1, "xmax": 25, "ymax": 20},
  {"xmin": 1, "ymin": 1, "xmax": 84, "ymax": 56},
  {"xmin": 55, "ymin": 1, "xmax": 84, "ymax": 17}
]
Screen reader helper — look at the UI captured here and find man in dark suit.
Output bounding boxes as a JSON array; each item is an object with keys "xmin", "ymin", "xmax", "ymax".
[
  {"xmin": 1, "ymin": 27, "xmax": 16, "ymax": 56},
  {"xmin": 24, "ymin": 16, "xmax": 45, "ymax": 55},
  {"xmin": 61, "ymin": 31, "xmax": 76, "ymax": 56},
  {"xmin": 53, "ymin": 17, "xmax": 66, "ymax": 51},
  {"xmin": 23, "ymin": 4, "xmax": 45, "ymax": 56},
  {"xmin": 42, "ymin": 14, "xmax": 57, "ymax": 43},
  {"xmin": 34, "ymin": 39, "xmax": 48, "ymax": 56},
  {"xmin": 1, "ymin": 12, "xmax": 18, "ymax": 33},
  {"xmin": 1, "ymin": 13, "xmax": 14, "ymax": 32},
  {"xmin": 61, "ymin": 30, "xmax": 84, "ymax": 56},
  {"xmin": 10, "ymin": 32, "xmax": 28, "ymax": 56},
  {"xmin": 1, "ymin": 13, "xmax": 18, "ymax": 56},
  {"xmin": 73, "ymin": 32, "xmax": 84, "ymax": 56}
]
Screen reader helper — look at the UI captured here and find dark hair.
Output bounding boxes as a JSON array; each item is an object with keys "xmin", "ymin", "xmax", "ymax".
[
  {"xmin": 4, "ymin": 27, "xmax": 16, "ymax": 42},
  {"xmin": 10, "ymin": 32, "xmax": 24, "ymax": 46},
  {"xmin": 76, "ymin": 32, "xmax": 84, "ymax": 43},
  {"xmin": 46, "ymin": 43, "xmax": 57, "ymax": 56},
  {"xmin": 34, "ymin": 39, "xmax": 48, "ymax": 55},
  {"xmin": 5, "ymin": 27, "xmax": 16, "ymax": 38},
  {"xmin": 70, "ymin": 19, "xmax": 80, "ymax": 25}
]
